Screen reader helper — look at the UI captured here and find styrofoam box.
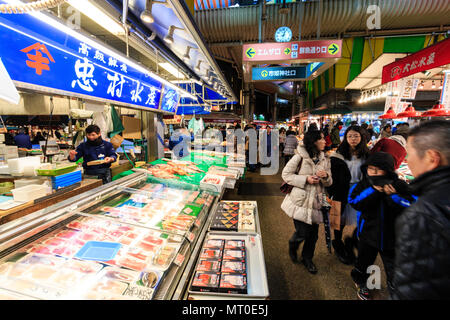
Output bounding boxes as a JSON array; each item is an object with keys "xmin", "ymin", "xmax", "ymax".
[
  {"xmin": 7, "ymin": 156, "xmax": 41, "ymax": 176},
  {"xmin": 11, "ymin": 184, "xmax": 51, "ymax": 202},
  {"xmin": 14, "ymin": 178, "xmax": 49, "ymax": 189}
]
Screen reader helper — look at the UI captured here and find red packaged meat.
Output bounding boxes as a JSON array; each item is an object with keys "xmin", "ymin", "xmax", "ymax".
[
  {"xmin": 200, "ymin": 248, "xmax": 222, "ymax": 260},
  {"xmin": 223, "ymin": 249, "xmax": 246, "ymax": 261},
  {"xmin": 191, "ymin": 272, "xmax": 220, "ymax": 292},
  {"xmin": 196, "ymin": 259, "xmax": 221, "ymax": 273}
]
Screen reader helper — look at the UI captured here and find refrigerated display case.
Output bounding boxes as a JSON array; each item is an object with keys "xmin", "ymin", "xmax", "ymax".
[
  {"xmin": 176, "ymin": 200, "xmax": 269, "ymax": 300},
  {"xmin": 0, "ymin": 172, "xmax": 222, "ymax": 300}
]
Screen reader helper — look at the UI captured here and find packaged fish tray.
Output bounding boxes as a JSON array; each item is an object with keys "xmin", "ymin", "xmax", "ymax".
[
  {"xmin": 191, "ymin": 271, "xmax": 221, "ymax": 293},
  {"xmin": 218, "ymin": 272, "xmax": 247, "ymax": 294},
  {"xmin": 221, "ymin": 260, "xmax": 246, "ymax": 274},
  {"xmin": 196, "ymin": 259, "xmax": 222, "ymax": 273}
]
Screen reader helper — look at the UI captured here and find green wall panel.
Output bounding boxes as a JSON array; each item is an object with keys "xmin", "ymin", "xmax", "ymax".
[{"xmin": 383, "ymin": 36, "xmax": 426, "ymax": 53}]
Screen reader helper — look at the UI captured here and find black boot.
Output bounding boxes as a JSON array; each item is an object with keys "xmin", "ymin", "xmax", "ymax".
[
  {"xmin": 344, "ymin": 236, "xmax": 356, "ymax": 265},
  {"xmin": 332, "ymin": 239, "xmax": 352, "ymax": 265},
  {"xmin": 289, "ymin": 241, "xmax": 299, "ymax": 263},
  {"xmin": 301, "ymin": 259, "xmax": 318, "ymax": 274}
]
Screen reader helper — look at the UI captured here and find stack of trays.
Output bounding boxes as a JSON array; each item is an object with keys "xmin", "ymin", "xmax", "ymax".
[{"xmin": 190, "ymin": 238, "xmax": 247, "ymax": 294}]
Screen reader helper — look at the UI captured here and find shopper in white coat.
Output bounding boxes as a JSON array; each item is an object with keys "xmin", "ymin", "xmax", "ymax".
[{"xmin": 281, "ymin": 130, "xmax": 332, "ymax": 274}]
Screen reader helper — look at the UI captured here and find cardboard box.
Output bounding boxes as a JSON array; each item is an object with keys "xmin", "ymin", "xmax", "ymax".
[{"xmin": 121, "ymin": 116, "xmax": 142, "ymax": 140}]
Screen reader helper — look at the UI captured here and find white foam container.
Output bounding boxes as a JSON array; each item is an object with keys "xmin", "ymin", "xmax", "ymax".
[
  {"xmin": 7, "ymin": 156, "xmax": 41, "ymax": 176},
  {"xmin": 14, "ymin": 178, "xmax": 49, "ymax": 189},
  {"xmin": 11, "ymin": 184, "xmax": 51, "ymax": 202}
]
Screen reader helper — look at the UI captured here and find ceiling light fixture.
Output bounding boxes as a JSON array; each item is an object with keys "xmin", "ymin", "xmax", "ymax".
[
  {"xmin": 164, "ymin": 25, "xmax": 185, "ymax": 44},
  {"xmin": 432, "ymin": 80, "xmax": 436, "ymax": 89},
  {"xmin": 195, "ymin": 60, "xmax": 202, "ymax": 73},
  {"xmin": 140, "ymin": 0, "xmax": 169, "ymax": 24},
  {"xmin": 140, "ymin": 0, "xmax": 154, "ymax": 23},
  {"xmin": 183, "ymin": 46, "xmax": 194, "ymax": 62}
]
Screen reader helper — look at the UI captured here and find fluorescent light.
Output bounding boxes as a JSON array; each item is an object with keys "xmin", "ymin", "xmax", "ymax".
[
  {"xmin": 67, "ymin": 0, "xmax": 125, "ymax": 35},
  {"xmin": 158, "ymin": 63, "xmax": 185, "ymax": 79},
  {"xmin": 4, "ymin": 1, "xmax": 194, "ymax": 99}
]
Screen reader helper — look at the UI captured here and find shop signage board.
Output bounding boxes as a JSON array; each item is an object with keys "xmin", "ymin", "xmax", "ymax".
[
  {"xmin": 251, "ymin": 62, "xmax": 324, "ymax": 81},
  {"xmin": 243, "ymin": 39, "xmax": 342, "ymax": 63},
  {"xmin": 440, "ymin": 72, "xmax": 450, "ymax": 110},
  {"xmin": 400, "ymin": 79, "xmax": 420, "ymax": 100},
  {"xmin": 382, "ymin": 38, "xmax": 450, "ymax": 84},
  {"xmin": 384, "ymin": 80, "xmax": 402, "ymax": 114},
  {"xmin": 252, "ymin": 66, "xmax": 306, "ymax": 81},
  {"xmin": 0, "ymin": 11, "xmax": 180, "ymax": 113}
]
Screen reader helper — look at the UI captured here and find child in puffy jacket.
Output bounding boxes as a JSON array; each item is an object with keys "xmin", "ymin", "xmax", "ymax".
[{"xmin": 348, "ymin": 152, "xmax": 416, "ymax": 300}]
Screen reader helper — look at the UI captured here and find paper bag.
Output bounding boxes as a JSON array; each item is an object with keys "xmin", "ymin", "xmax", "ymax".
[
  {"xmin": 329, "ymin": 200, "xmax": 341, "ymax": 231},
  {"xmin": 110, "ymin": 134, "xmax": 124, "ymax": 149}
]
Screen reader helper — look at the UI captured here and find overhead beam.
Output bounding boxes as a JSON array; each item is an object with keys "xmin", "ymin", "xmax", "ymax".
[{"xmin": 207, "ymin": 27, "xmax": 450, "ymax": 47}]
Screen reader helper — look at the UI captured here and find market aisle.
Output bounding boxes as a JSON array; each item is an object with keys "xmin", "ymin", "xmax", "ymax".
[{"xmin": 223, "ymin": 163, "xmax": 390, "ymax": 300}]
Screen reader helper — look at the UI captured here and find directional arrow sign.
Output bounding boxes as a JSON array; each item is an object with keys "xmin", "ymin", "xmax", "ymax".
[
  {"xmin": 246, "ymin": 48, "xmax": 256, "ymax": 59},
  {"xmin": 328, "ymin": 43, "xmax": 339, "ymax": 55},
  {"xmin": 261, "ymin": 70, "xmax": 268, "ymax": 77},
  {"xmin": 243, "ymin": 39, "xmax": 342, "ymax": 62}
]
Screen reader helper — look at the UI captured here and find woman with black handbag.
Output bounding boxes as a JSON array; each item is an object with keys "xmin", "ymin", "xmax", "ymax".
[{"xmin": 281, "ymin": 130, "xmax": 332, "ymax": 274}]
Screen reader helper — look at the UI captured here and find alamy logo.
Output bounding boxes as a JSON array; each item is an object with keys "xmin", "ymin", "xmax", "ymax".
[
  {"xmin": 366, "ymin": 5, "xmax": 381, "ymax": 30},
  {"xmin": 366, "ymin": 265, "xmax": 381, "ymax": 290}
]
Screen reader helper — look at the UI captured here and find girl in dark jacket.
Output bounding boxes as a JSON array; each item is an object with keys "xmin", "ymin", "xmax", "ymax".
[
  {"xmin": 348, "ymin": 152, "xmax": 415, "ymax": 300},
  {"xmin": 326, "ymin": 125, "xmax": 369, "ymax": 265}
]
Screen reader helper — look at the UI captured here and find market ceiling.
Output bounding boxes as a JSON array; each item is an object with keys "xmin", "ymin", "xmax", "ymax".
[{"xmin": 193, "ymin": 0, "xmax": 450, "ymax": 97}]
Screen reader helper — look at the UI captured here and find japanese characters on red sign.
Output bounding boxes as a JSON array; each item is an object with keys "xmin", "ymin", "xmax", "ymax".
[
  {"xmin": 382, "ymin": 38, "xmax": 450, "ymax": 84},
  {"xmin": 242, "ymin": 39, "xmax": 342, "ymax": 62}
]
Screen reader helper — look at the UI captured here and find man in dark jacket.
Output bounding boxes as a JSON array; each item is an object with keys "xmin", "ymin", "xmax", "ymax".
[
  {"xmin": 69, "ymin": 125, "xmax": 117, "ymax": 184},
  {"xmin": 348, "ymin": 152, "xmax": 415, "ymax": 300},
  {"xmin": 390, "ymin": 120, "xmax": 450, "ymax": 300},
  {"xmin": 14, "ymin": 128, "xmax": 32, "ymax": 149}
]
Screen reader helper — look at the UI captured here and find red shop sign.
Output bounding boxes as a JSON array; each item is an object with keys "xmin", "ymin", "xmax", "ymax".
[{"xmin": 382, "ymin": 38, "xmax": 450, "ymax": 84}]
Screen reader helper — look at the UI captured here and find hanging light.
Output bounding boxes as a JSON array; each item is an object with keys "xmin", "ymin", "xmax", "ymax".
[
  {"xmin": 431, "ymin": 80, "xmax": 436, "ymax": 89},
  {"xmin": 359, "ymin": 92, "xmax": 364, "ymax": 104},
  {"xmin": 396, "ymin": 106, "xmax": 423, "ymax": 118},
  {"xmin": 419, "ymin": 81, "xmax": 424, "ymax": 89},
  {"xmin": 195, "ymin": 60, "xmax": 202, "ymax": 72},
  {"xmin": 140, "ymin": 0, "xmax": 155, "ymax": 23},
  {"xmin": 421, "ymin": 104, "xmax": 450, "ymax": 117},
  {"xmin": 379, "ymin": 107, "xmax": 397, "ymax": 119},
  {"xmin": 140, "ymin": 0, "xmax": 169, "ymax": 24},
  {"xmin": 439, "ymin": 79, "xmax": 443, "ymax": 90},
  {"xmin": 164, "ymin": 25, "xmax": 185, "ymax": 44}
]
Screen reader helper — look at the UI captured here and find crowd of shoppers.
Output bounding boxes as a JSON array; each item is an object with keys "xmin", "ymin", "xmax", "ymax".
[{"xmin": 279, "ymin": 119, "xmax": 450, "ymax": 300}]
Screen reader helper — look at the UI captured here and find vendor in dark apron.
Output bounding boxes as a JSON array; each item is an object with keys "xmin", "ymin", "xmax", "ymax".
[{"xmin": 68, "ymin": 124, "xmax": 117, "ymax": 184}]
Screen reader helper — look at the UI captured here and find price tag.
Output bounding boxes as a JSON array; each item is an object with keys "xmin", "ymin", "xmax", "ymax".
[
  {"xmin": 174, "ymin": 253, "xmax": 185, "ymax": 266},
  {"xmin": 194, "ymin": 218, "xmax": 201, "ymax": 228},
  {"xmin": 187, "ymin": 232, "xmax": 196, "ymax": 243}
]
